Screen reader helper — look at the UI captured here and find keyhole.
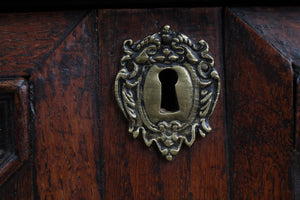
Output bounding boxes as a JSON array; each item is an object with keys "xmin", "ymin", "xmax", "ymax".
[{"xmin": 159, "ymin": 69, "xmax": 179, "ymax": 112}]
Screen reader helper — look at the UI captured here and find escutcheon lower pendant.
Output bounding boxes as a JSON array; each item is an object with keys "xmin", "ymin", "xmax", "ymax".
[{"xmin": 115, "ymin": 25, "xmax": 220, "ymax": 161}]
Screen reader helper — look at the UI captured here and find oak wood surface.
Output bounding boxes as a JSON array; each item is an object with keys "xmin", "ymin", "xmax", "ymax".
[
  {"xmin": 225, "ymin": 8, "xmax": 294, "ymax": 200},
  {"xmin": 98, "ymin": 8, "xmax": 229, "ymax": 200},
  {"xmin": 0, "ymin": 79, "xmax": 30, "ymax": 200},
  {"xmin": 0, "ymin": 11, "xmax": 87, "ymax": 77},
  {"xmin": 30, "ymin": 11, "xmax": 101, "ymax": 199},
  {"xmin": 0, "ymin": 79, "xmax": 29, "ymax": 186},
  {"xmin": 0, "ymin": 163, "xmax": 33, "ymax": 200},
  {"xmin": 229, "ymin": 8, "xmax": 300, "ymax": 199},
  {"xmin": 0, "ymin": 10, "xmax": 88, "ymax": 200},
  {"xmin": 0, "ymin": 7, "xmax": 298, "ymax": 200},
  {"xmin": 230, "ymin": 7, "xmax": 300, "ymax": 67}
]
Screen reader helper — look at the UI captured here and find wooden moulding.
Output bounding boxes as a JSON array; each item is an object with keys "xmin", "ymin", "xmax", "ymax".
[
  {"xmin": 228, "ymin": 7, "xmax": 300, "ymax": 199},
  {"xmin": 225, "ymin": 8, "xmax": 294, "ymax": 199},
  {"xmin": 0, "ymin": 78, "xmax": 29, "ymax": 186}
]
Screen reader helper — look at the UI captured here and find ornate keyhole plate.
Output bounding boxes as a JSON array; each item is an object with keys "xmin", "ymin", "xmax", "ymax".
[{"xmin": 114, "ymin": 25, "xmax": 220, "ymax": 160}]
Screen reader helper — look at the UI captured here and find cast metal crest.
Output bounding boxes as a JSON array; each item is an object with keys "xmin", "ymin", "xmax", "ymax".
[{"xmin": 114, "ymin": 25, "xmax": 220, "ymax": 160}]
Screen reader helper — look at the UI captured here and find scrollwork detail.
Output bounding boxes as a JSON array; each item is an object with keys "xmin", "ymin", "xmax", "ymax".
[{"xmin": 115, "ymin": 25, "xmax": 220, "ymax": 161}]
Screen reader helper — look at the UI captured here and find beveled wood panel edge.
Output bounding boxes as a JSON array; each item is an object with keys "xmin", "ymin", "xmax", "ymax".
[
  {"xmin": 227, "ymin": 7, "xmax": 296, "ymax": 146},
  {"xmin": 225, "ymin": 7, "xmax": 294, "ymax": 199},
  {"xmin": 0, "ymin": 10, "xmax": 89, "ymax": 77},
  {"xmin": 29, "ymin": 10, "xmax": 102, "ymax": 199},
  {"xmin": 229, "ymin": 7, "xmax": 300, "ymax": 68},
  {"xmin": 0, "ymin": 78, "xmax": 29, "ymax": 187},
  {"xmin": 28, "ymin": 11, "xmax": 90, "ymax": 75},
  {"xmin": 293, "ymin": 62, "xmax": 300, "ymax": 200},
  {"xmin": 227, "ymin": 12, "xmax": 300, "ymax": 198},
  {"xmin": 293, "ymin": 63, "xmax": 300, "ymax": 152}
]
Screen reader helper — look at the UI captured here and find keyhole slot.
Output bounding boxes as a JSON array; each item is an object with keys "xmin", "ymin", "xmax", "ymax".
[{"xmin": 159, "ymin": 69, "xmax": 179, "ymax": 112}]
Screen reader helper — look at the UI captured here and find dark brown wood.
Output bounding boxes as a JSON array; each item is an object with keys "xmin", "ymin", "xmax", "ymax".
[
  {"xmin": 230, "ymin": 7, "xmax": 300, "ymax": 67},
  {"xmin": 292, "ymin": 150, "xmax": 300, "ymax": 200},
  {"xmin": 296, "ymin": 77, "xmax": 300, "ymax": 152},
  {"xmin": 1, "ymin": 0, "xmax": 298, "ymax": 13},
  {"xmin": 30, "ymin": 11, "xmax": 101, "ymax": 199},
  {"xmin": 0, "ymin": 10, "xmax": 89, "ymax": 200},
  {"xmin": 225, "ymin": 8, "xmax": 294, "ymax": 200},
  {"xmin": 0, "ymin": 94, "xmax": 14, "ymax": 157},
  {"xmin": 0, "ymin": 6, "xmax": 298, "ymax": 200},
  {"xmin": 0, "ymin": 11, "xmax": 87, "ymax": 76},
  {"xmin": 0, "ymin": 164, "xmax": 33, "ymax": 200},
  {"xmin": 0, "ymin": 79, "xmax": 29, "ymax": 186},
  {"xmin": 98, "ymin": 8, "xmax": 229, "ymax": 200},
  {"xmin": 229, "ymin": 8, "xmax": 300, "ymax": 200}
]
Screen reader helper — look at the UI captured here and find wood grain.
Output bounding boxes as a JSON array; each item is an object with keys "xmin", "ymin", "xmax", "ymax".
[
  {"xmin": 0, "ymin": 11, "xmax": 87, "ymax": 76},
  {"xmin": 292, "ymin": 150, "xmax": 300, "ymax": 200},
  {"xmin": 229, "ymin": 8, "xmax": 300, "ymax": 199},
  {"xmin": 0, "ymin": 10, "xmax": 87, "ymax": 200},
  {"xmin": 98, "ymin": 8, "xmax": 229, "ymax": 200},
  {"xmin": 0, "ymin": 79, "xmax": 29, "ymax": 187},
  {"xmin": 230, "ymin": 7, "xmax": 300, "ymax": 67},
  {"xmin": 31, "ymin": 11, "xmax": 101, "ymax": 199},
  {"xmin": 225, "ymin": 8, "xmax": 294, "ymax": 200},
  {"xmin": 295, "ymin": 77, "xmax": 300, "ymax": 152},
  {"xmin": 0, "ymin": 163, "xmax": 33, "ymax": 200},
  {"xmin": 0, "ymin": 7, "xmax": 296, "ymax": 200}
]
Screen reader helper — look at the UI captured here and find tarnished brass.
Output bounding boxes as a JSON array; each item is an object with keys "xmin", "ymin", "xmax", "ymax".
[{"xmin": 115, "ymin": 25, "xmax": 220, "ymax": 161}]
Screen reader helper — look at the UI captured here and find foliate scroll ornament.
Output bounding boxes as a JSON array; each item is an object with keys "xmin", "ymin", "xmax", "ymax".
[{"xmin": 115, "ymin": 25, "xmax": 220, "ymax": 161}]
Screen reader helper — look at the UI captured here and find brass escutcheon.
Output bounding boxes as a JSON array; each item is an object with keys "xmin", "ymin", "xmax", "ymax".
[{"xmin": 114, "ymin": 25, "xmax": 220, "ymax": 161}]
